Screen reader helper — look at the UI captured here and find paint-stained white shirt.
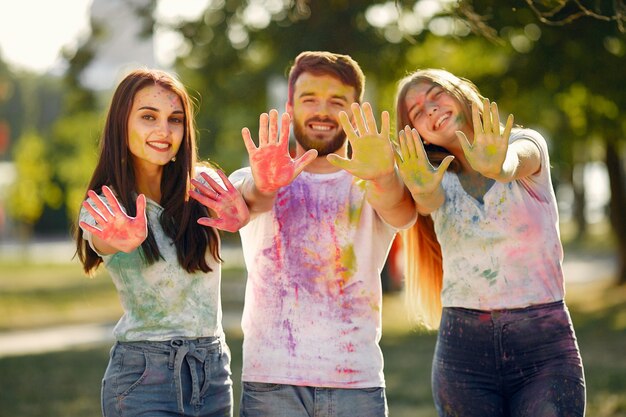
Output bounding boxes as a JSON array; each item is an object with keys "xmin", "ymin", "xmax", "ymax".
[
  {"xmin": 79, "ymin": 167, "xmax": 224, "ymax": 341},
  {"xmin": 231, "ymin": 168, "xmax": 398, "ymax": 388},
  {"xmin": 432, "ymin": 129, "xmax": 565, "ymax": 310}
]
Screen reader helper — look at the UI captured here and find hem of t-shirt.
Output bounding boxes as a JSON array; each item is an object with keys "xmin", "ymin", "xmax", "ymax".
[
  {"xmin": 441, "ymin": 296, "xmax": 564, "ymax": 311},
  {"xmin": 241, "ymin": 374, "xmax": 385, "ymax": 389}
]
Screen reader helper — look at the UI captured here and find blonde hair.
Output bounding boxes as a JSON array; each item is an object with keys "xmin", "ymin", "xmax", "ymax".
[
  {"xmin": 396, "ymin": 69, "xmax": 485, "ymax": 329},
  {"xmin": 402, "ymin": 215, "xmax": 443, "ymax": 329}
]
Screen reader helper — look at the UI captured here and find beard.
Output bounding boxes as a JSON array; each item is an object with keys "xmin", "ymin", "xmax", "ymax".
[{"xmin": 292, "ymin": 116, "xmax": 346, "ymax": 156}]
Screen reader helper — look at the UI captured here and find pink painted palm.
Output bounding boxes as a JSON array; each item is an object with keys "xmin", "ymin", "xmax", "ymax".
[
  {"xmin": 79, "ymin": 185, "xmax": 148, "ymax": 253},
  {"xmin": 190, "ymin": 169, "xmax": 250, "ymax": 233},
  {"xmin": 242, "ymin": 109, "xmax": 317, "ymax": 194}
]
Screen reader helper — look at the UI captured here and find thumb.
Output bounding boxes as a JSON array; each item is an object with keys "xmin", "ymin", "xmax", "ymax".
[
  {"xmin": 293, "ymin": 149, "xmax": 318, "ymax": 177},
  {"xmin": 326, "ymin": 154, "xmax": 352, "ymax": 171},
  {"xmin": 135, "ymin": 194, "xmax": 147, "ymax": 219},
  {"xmin": 456, "ymin": 131, "xmax": 472, "ymax": 156},
  {"xmin": 438, "ymin": 155, "xmax": 455, "ymax": 173}
]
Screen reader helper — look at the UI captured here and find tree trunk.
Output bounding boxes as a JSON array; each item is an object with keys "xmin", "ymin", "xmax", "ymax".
[
  {"xmin": 605, "ymin": 141, "xmax": 626, "ymax": 285},
  {"xmin": 572, "ymin": 163, "xmax": 587, "ymax": 240}
]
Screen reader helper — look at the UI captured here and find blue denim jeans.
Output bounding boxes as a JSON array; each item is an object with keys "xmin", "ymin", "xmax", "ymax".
[
  {"xmin": 101, "ymin": 336, "xmax": 233, "ymax": 417},
  {"xmin": 240, "ymin": 382, "xmax": 388, "ymax": 417},
  {"xmin": 432, "ymin": 301, "xmax": 585, "ymax": 417}
]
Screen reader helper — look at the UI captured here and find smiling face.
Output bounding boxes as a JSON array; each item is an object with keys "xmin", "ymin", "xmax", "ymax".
[
  {"xmin": 287, "ymin": 72, "xmax": 356, "ymax": 156},
  {"xmin": 127, "ymin": 84, "xmax": 185, "ymax": 174},
  {"xmin": 404, "ymin": 82, "xmax": 467, "ymax": 148}
]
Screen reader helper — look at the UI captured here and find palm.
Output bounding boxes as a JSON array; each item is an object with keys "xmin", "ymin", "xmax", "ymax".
[
  {"xmin": 395, "ymin": 126, "xmax": 453, "ymax": 196},
  {"xmin": 327, "ymin": 102, "xmax": 395, "ymax": 180},
  {"xmin": 79, "ymin": 185, "xmax": 147, "ymax": 253},
  {"xmin": 190, "ymin": 170, "xmax": 250, "ymax": 233},
  {"xmin": 459, "ymin": 99, "xmax": 513, "ymax": 178},
  {"xmin": 242, "ymin": 110, "xmax": 317, "ymax": 194}
]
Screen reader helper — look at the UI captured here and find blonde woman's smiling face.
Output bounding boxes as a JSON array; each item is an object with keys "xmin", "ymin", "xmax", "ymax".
[{"xmin": 404, "ymin": 82, "xmax": 465, "ymax": 146}]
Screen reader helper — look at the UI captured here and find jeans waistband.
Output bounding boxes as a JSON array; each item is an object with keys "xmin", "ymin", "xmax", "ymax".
[
  {"xmin": 117, "ymin": 336, "xmax": 223, "ymax": 413},
  {"xmin": 444, "ymin": 300, "xmax": 565, "ymax": 321}
]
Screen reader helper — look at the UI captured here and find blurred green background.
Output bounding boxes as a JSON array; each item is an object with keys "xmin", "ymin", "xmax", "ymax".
[{"xmin": 1, "ymin": 0, "xmax": 625, "ymax": 416}]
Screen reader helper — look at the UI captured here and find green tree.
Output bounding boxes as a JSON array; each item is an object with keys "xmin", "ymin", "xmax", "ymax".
[
  {"xmin": 7, "ymin": 130, "xmax": 63, "ymax": 238},
  {"xmin": 452, "ymin": 0, "xmax": 626, "ymax": 283}
]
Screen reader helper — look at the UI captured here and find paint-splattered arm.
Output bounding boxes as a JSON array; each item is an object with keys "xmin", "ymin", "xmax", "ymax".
[
  {"xmin": 395, "ymin": 126, "xmax": 454, "ymax": 215},
  {"xmin": 457, "ymin": 99, "xmax": 538, "ymax": 181},
  {"xmin": 79, "ymin": 186, "xmax": 148, "ymax": 254},
  {"xmin": 239, "ymin": 109, "xmax": 317, "ymax": 214},
  {"xmin": 190, "ymin": 170, "xmax": 250, "ymax": 232},
  {"xmin": 328, "ymin": 102, "xmax": 416, "ymax": 227}
]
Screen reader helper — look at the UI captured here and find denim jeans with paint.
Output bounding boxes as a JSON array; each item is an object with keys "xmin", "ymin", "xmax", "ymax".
[
  {"xmin": 240, "ymin": 382, "xmax": 388, "ymax": 417},
  {"xmin": 101, "ymin": 336, "xmax": 233, "ymax": 417},
  {"xmin": 432, "ymin": 300, "xmax": 585, "ymax": 417}
]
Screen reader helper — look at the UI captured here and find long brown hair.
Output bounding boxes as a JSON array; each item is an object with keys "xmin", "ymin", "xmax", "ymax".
[
  {"xmin": 74, "ymin": 68, "xmax": 220, "ymax": 275},
  {"xmin": 395, "ymin": 69, "xmax": 485, "ymax": 329}
]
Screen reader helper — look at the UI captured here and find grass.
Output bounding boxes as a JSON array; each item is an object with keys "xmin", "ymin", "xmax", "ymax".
[{"xmin": 0, "ymin": 249, "xmax": 625, "ymax": 417}]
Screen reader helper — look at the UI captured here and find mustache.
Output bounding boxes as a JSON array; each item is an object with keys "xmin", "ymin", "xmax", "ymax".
[{"xmin": 305, "ymin": 116, "xmax": 338, "ymax": 126}]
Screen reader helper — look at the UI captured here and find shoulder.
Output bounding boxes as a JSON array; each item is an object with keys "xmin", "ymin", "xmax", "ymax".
[{"xmin": 510, "ymin": 128, "xmax": 549, "ymax": 155}]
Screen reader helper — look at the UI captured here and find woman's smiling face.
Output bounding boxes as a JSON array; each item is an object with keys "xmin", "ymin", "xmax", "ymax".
[
  {"xmin": 404, "ymin": 82, "xmax": 466, "ymax": 147},
  {"xmin": 127, "ymin": 84, "xmax": 185, "ymax": 173}
]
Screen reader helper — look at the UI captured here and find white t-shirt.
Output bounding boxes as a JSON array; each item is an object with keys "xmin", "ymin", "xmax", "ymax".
[
  {"xmin": 432, "ymin": 128, "xmax": 565, "ymax": 310},
  {"xmin": 230, "ymin": 168, "xmax": 398, "ymax": 388},
  {"xmin": 79, "ymin": 167, "xmax": 224, "ymax": 341}
]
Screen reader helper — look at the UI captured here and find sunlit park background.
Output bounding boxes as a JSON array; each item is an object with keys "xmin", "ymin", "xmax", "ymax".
[{"xmin": 0, "ymin": 0, "xmax": 625, "ymax": 416}]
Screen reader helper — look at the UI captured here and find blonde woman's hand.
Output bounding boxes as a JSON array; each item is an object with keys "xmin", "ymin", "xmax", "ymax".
[
  {"xmin": 190, "ymin": 170, "xmax": 250, "ymax": 232},
  {"xmin": 79, "ymin": 186, "xmax": 148, "ymax": 253},
  {"xmin": 327, "ymin": 102, "xmax": 395, "ymax": 180},
  {"xmin": 457, "ymin": 98, "xmax": 514, "ymax": 179},
  {"xmin": 242, "ymin": 109, "xmax": 317, "ymax": 194},
  {"xmin": 395, "ymin": 125, "xmax": 454, "ymax": 197}
]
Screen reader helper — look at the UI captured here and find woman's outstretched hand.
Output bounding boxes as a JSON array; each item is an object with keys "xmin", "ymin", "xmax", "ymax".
[
  {"xmin": 395, "ymin": 126, "xmax": 454, "ymax": 197},
  {"xmin": 190, "ymin": 170, "xmax": 250, "ymax": 232},
  {"xmin": 79, "ymin": 185, "xmax": 148, "ymax": 253},
  {"xmin": 242, "ymin": 109, "xmax": 317, "ymax": 194},
  {"xmin": 457, "ymin": 98, "xmax": 514, "ymax": 179}
]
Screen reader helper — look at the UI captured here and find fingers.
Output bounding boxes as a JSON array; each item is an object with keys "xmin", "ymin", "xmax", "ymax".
[
  {"xmin": 102, "ymin": 186, "xmax": 125, "ymax": 214},
  {"xmin": 214, "ymin": 169, "xmax": 236, "ymax": 193},
  {"xmin": 278, "ymin": 112, "xmax": 291, "ymax": 147},
  {"xmin": 472, "ymin": 102, "xmax": 482, "ymax": 140},
  {"xmin": 79, "ymin": 220, "xmax": 102, "ymax": 235},
  {"xmin": 481, "ymin": 98, "xmax": 492, "ymax": 134},
  {"xmin": 258, "ymin": 112, "xmax": 269, "ymax": 146},
  {"xmin": 82, "ymin": 193, "xmax": 108, "ymax": 225},
  {"xmin": 351, "ymin": 102, "xmax": 368, "ymax": 136},
  {"xmin": 338, "ymin": 111, "xmax": 356, "ymax": 139},
  {"xmin": 293, "ymin": 149, "xmax": 318, "ymax": 177},
  {"xmin": 241, "ymin": 127, "xmax": 257, "ymax": 153},
  {"xmin": 197, "ymin": 217, "xmax": 220, "ymax": 228},
  {"xmin": 380, "ymin": 110, "xmax": 390, "ymax": 140},
  {"xmin": 407, "ymin": 127, "xmax": 421, "ymax": 159},
  {"xmin": 199, "ymin": 171, "xmax": 226, "ymax": 194},
  {"xmin": 502, "ymin": 113, "xmax": 514, "ymax": 140},
  {"xmin": 489, "ymin": 101, "xmax": 500, "ymax": 135},
  {"xmin": 268, "ymin": 109, "xmax": 279, "ymax": 145}
]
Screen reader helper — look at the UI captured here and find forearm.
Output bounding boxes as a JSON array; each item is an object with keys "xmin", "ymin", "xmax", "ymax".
[
  {"xmin": 486, "ymin": 139, "xmax": 541, "ymax": 182},
  {"xmin": 239, "ymin": 175, "xmax": 277, "ymax": 215},
  {"xmin": 367, "ymin": 171, "xmax": 417, "ymax": 228},
  {"xmin": 409, "ymin": 186, "xmax": 445, "ymax": 215}
]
